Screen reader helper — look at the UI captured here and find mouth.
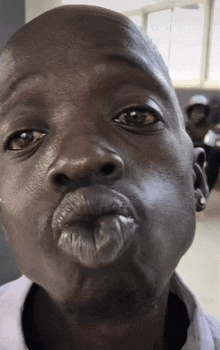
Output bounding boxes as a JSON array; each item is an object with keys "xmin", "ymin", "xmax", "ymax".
[{"xmin": 52, "ymin": 186, "xmax": 138, "ymax": 268}]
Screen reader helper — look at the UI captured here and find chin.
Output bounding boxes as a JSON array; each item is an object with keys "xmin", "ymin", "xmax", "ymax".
[{"xmin": 51, "ymin": 254, "xmax": 168, "ymax": 327}]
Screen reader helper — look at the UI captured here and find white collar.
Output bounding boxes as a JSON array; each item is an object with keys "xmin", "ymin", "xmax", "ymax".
[
  {"xmin": 170, "ymin": 272, "xmax": 219, "ymax": 350},
  {"xmin": 0, "ymin": 275, "xmax": 32, "ymax": 349},
  {"xmin": 1, "ymin": 272, "xmax": 219, "ymax": 350}
]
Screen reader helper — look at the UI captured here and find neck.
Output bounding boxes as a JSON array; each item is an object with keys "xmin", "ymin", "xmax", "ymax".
[
  {"xmin": 29, "ymin": 284, "xmax": 169, "ymax": 350},
  {"xmin": 70, "ymin": 313, "xmax": 167, "ymax": 350}
]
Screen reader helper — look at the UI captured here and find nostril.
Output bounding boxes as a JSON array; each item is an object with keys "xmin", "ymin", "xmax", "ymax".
[
  {"xmin": 100, "ymin": 164, "xmax": 116, "ymax": 177},
  {"xmin": 53, "ymin": 173, "xmax": 72, "ymax": 186}
]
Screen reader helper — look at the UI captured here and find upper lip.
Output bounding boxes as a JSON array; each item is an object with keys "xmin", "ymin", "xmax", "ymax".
[{"xmin": 52, "ymin": 185, "xmax": 137, "ymax": 237}]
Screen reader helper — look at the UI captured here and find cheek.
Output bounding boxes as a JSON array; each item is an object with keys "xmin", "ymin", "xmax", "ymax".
[
  {"xmin": 140, "ymin": 170, "xmax": 195, "ymax": 240},
  {"xmin": 0, "ymin": 163, "xmax": 52, "ymax": 263},
  {"xmin": 131, "ymin": 133, "xmax": 196, "ymax": 273},
  {"xmin": 0, "ymin": 157, "xmax": 52, "ymax": 219},
  {"xmin": 1, "ymin": 183, "xmax": 41, "ymax": 243},
  {"xmin": 132, "ymin": 181, "xmax": 195, "ymax": 299},
  {"xmin": 134, "ymin": 163, "xmax": 196, "ymax": 282},
  {"xmin": 0, "ymin": 201, "xmax": 57, "ymax": 282}
]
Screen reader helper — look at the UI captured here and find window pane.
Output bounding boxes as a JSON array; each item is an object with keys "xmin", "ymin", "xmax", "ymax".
[
  {"xmin": 169, "ymin": 5, "xmax": 204, "ymax": 80},
  {"xmin": 209, "ymin": 0, "xmax": 220, "ymax": 82},
  {"xmin": 147, "ymin": 10, "xmax": 172, "ymax": 67},
  {"xmin": 147, "ymin": 4, "xmax": 204, "ymax": 81}
]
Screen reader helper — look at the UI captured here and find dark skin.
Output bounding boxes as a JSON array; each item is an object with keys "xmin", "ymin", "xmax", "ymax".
[{"xmin": 0, "ymin": 6, "xmax": 208, "ymax": 350}]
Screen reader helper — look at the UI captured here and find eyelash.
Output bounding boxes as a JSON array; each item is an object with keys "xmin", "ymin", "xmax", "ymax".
[
  {"xmin": 5, "ymin": 130, "xmax": 46, "ymax": 152},
  {"xmin": 4, "ymin": 106, "xmax": 162, "ymax": 152},
  {"xmin": 113, "ymin": 107, "xmax": 161, "ymax": 130}
]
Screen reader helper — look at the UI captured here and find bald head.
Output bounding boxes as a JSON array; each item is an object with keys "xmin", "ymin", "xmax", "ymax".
[{"xmin": 1, "ymin": 6, "xmax": 170, "ymax": 84}]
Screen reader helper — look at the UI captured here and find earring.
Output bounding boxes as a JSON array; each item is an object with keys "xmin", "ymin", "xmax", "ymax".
[
  {"xmin": 0, "ymin": 198, "xmax": 5, "ymax": 204},
  {"xmin": 199, "ymin": 197, "xmax": 206, "ymax": 206}
]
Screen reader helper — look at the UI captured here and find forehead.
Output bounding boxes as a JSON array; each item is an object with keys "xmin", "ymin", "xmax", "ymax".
[
  {"xmin": 1, "ymin": 7, "xmax": 169, "ymax": 84},
  {"xmin": 6, "ymin": 7, "xmax": 155, "ymax": 58},
  {"xmin": 0, "ymin": 6, "xmax": 184, "ymax": 127}
]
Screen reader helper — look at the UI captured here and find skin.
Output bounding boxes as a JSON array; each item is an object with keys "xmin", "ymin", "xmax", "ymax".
[{"xmin": 0, "ymin": 6, "xmax": 208, "ymax": 350}]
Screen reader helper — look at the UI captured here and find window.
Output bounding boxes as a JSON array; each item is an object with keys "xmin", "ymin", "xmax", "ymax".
[
  {"xmin": 209, "ymin": 0, "xmax": 220, "ymax": 82},
  {"xmin": 124, "ymin": 0, "xmax": 220, "ymax": 89},
  {"xmin": 147, "ymin": 9, "xmax": 172, "ymax": 67}
]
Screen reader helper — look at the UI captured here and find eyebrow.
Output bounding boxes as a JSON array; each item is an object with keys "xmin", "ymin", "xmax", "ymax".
[
  {"xmin": 106, "ymin": 51, "xmax": 169, "ymax": 84},
  {"xmin": 105, "ymin": 52, "xmax": 170, "ymax": 98},
  {"xmin": 0, "ymin": 53, "xmax": 169, "ymax": 107},
  {"xmin": 105, "ymin": 50, "xmax": 164, "ymax": 81},
  {"xmin": 106, "ymin": 53, "xmax": 149, "ymax": 72},
  {"xmin": 0, "ymin": 72, "xmax": 46, "ymax": 106},
  {"xmin": 0, "ymin": 56, "xmax": 146, "ymax": 107}
]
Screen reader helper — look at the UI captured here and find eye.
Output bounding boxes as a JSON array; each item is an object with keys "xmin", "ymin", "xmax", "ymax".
[
  {"xmin": 114, "ymin": 108, "xmax": 158, "ymax": 128},
  {"xmin": 7, "ymin": 130, "xmax": 46, "ymax": 151}
]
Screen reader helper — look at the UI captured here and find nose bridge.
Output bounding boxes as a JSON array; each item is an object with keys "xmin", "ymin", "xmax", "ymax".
[
  {"xmin": 63, "ymin": 133, "xmax": 100, "ymax": 158},
  {"xmin": 59, "ymin": 135, "xmax": 107, "ymax": 172},
  {"xmin": 48, "ymin": 131, "xmax": 124, "ymax": 189},
  {"xmin": 60, "ymin": 129, "xmax": 110, "ymax": 158}
]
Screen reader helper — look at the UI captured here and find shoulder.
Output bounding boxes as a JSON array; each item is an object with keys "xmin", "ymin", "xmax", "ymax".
[
  {"xmin": 205, "ymin": 312, "xmax": 220, "ymax": 349},
  {"xmin": 0, "ymin": 276, "xmax": 33, "ymax": 350},
  {"xmin": 0, "ymin": 275, "xmax": 32, "ymax": 303},
  {"xmin": 171, "ymin": 273, "xmax": 220, "ymax": 349}
]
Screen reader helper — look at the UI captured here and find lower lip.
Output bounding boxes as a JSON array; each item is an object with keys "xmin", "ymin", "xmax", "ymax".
[{"xmin": 57, "ymin": 215, "xmax": 137, "ymax": 268}]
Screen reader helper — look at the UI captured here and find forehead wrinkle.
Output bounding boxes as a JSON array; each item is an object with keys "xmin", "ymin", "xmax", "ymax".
[
  {"xmin": 104, "ymin": 52, "xmax": 170, "ymax": 97},
  {"xmin": 0, "ymin": 72, "xmax": 47, "ymax": 107},
  {"xmin": 105, "ymin": 53, "xmax": 153, "ymax": 74}
]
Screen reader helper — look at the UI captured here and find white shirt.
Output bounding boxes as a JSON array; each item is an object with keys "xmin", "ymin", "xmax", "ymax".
[{"xmin": 0, "ymin": 273, "xmax": 220, "ymax": 350}]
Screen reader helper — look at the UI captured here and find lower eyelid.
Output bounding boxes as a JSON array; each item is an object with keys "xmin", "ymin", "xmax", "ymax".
[
  {"xmin": 115, "ymin": 110, "xmax": 158, "ymax": 123},
  {"xmin": 5, "ymin": 130, "xmax": 46, "ymax": 151},
  {"xmin": 114, "ymin": 120, "xmax": 164, "ymax": 135}
]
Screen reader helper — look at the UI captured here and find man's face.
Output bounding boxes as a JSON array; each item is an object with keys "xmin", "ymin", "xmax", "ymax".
[{"xmin": 0, "ymin": 7, "xmax": 196, "ymax": 317}]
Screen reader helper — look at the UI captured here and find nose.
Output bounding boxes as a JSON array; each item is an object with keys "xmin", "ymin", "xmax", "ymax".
[{"xmin": 47, "ymin": 140, "xmax": 125, "ymax": 191}]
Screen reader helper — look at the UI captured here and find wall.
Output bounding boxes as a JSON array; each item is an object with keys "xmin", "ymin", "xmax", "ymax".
[
  {"xmin": 26, "ymin": 0, "xmax": 63, "ymax": 22},
  {"xmin": 0, "ymin": 0, "xmax": 24, "ymax": 54},
  {"xmin": 0, "ymin": 0, "xmax": 25, "ymax": 285}
]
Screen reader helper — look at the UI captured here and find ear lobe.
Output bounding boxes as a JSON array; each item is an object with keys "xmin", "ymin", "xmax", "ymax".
[{"xmin": 193, "ymin": 147, "xmax": 209, "ymax": 212}]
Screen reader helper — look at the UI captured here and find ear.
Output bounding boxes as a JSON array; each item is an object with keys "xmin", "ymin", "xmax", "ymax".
[{"xmin": 193, "ymin": 147, "xmax": 209, "ymax": 212}]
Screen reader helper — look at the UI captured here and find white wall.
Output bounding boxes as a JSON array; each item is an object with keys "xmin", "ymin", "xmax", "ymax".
[
  {"xmin": 25, "ymin": 0, "xmax": 63, "ymax": 22},
  {"xmin": 62, "ymin": 0, "xmax": 154, "ymax": 13},
  {"xmin": 26, "ymin": 0, "xmax": 155, "ymax": 22}
]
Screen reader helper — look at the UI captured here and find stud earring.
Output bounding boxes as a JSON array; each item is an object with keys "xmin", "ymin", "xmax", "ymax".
[{"xmin": 199, "ymin": 197, "xmax": 206, "ymax": 206}]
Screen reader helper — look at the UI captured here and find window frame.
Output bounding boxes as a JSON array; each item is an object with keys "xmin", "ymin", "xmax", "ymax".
[{"xmin": 123, "ymin": 0, "xmax": 219, "ymax": 90}]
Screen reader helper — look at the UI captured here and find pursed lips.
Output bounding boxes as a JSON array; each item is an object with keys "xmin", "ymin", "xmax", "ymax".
[{"xmin": 51, "ymin": 185, "xmax": 138, "ymax": 268}]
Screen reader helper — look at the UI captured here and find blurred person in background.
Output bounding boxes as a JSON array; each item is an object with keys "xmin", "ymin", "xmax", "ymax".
[{"xmin": 185, "ymin": 95, "xmax": 220, "ymax": 191}]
